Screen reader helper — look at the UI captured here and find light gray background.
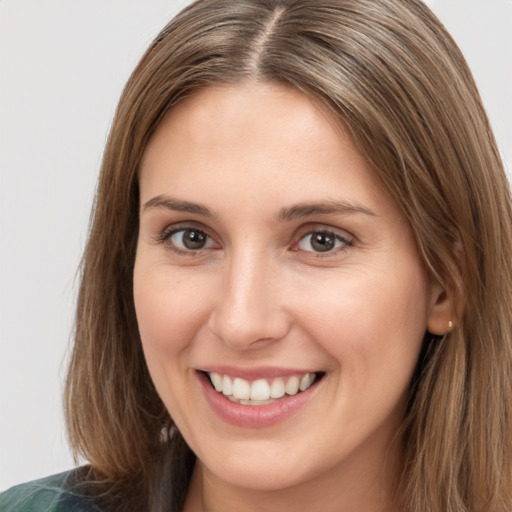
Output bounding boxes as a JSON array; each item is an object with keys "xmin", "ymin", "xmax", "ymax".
[{"xmin": 1, "ymin": 0, "xmax": 511, "ymax": 491}]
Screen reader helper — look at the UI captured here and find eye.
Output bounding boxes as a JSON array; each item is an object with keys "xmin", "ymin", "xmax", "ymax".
[
  {"xmin": 165, "ymin": 227, "xmax": 215, "ymax": 252},
  {"xmin": 296, "ymin": 230, "xmax": 352, "ymax": 254}
]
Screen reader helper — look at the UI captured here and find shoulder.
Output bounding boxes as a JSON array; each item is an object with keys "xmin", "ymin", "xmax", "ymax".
[{"xmin": 0, "ymin": 469, "xmax": 102, "ymax": 512}]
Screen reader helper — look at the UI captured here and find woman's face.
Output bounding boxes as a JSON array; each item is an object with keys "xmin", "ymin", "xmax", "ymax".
[{"xmin": 134, "ymin": 83, "xmax": 448, "ymax": 499}]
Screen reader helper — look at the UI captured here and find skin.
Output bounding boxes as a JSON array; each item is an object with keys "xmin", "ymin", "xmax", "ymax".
[{"xmin": 134, "ymin": 83, "xmax": 453, "ymax": 512}]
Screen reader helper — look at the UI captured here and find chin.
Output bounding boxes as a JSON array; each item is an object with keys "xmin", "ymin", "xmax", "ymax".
[{"xmin": 202, "ymin": 457, "xmax": 316, "ymax": 492}]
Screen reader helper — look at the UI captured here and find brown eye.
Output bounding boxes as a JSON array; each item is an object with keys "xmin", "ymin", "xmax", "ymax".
[
  {"xmin": 167, "ymin": 228, "xmax": 212, "ymax": 251},
  {"xmin": 296, "ymin": 230, "xmax": 352, "ymax": 254},
  {"xmin": 310, "ymin": 232, "xmax": 336, "ymax": 252}
]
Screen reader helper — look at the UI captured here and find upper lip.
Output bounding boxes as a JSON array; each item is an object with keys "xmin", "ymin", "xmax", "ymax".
[{"xmin": 197, "ymin": 365, "xmax": 320, "ymax": 380}]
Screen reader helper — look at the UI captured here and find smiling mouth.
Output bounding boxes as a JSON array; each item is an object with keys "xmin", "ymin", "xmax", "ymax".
[{"xmin": 203, "ymin": 371, "xmax": 324, "ymax": 406}]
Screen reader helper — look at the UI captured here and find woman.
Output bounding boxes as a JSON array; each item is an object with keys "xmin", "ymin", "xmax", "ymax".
[{"xmin": 2, "ymin": 0, "xmax": 511, "ymax": 510}]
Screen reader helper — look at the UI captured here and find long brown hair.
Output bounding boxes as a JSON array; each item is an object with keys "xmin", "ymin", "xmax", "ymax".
[{"xmin": 65, "ymin": 1, "xmax": 512, "ymax": 510}]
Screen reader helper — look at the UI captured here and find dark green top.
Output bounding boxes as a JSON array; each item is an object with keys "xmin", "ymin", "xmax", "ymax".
[{"xmin": 0, "ymin": 470, "xmax": 101, "ymax": 512}]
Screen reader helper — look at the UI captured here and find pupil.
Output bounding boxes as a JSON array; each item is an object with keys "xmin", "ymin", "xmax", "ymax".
[
  {"xmin": 311, "ymin": 232, "xmax": 335, "ymax": 252},
  {"xmin": 183, "ymin": 230, "xmax": 206, "ymax": 250}
]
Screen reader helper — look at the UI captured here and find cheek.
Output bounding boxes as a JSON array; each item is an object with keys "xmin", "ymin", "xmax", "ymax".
[
  {"xmin": 132, "ymin": 262, "xmax": 204, "ymax": 417},
  {"xmin": 294, "ymin": 263, "xmax": 429, "ymax": 385},
  {"xmin": 133, "ymin": 265, "xmax": 214, "ymax": 402},
  {"xmin": 134, "ymin": 263, "xmax": 206, "ymax": 352}
]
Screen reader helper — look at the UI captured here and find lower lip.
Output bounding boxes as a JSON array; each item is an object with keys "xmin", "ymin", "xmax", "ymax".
[{"xmin": 197, "ymin": 372, "xmax": 319, "ymax": 428}]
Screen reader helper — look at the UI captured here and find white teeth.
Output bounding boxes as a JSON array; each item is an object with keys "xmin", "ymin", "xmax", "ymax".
[
  {"xmin": 222, "ymin": 375, "xmax": 233, "ymax": 396},
  {"xmin": 270, "ymin": 378, "xmax": 285, "ymax": 399},
  {"xmin": 233, "ymin": 378, "xmax": 250, "ymax": 400},
  {"xmin": 238, "ymin": 399, "xmax": 274, "ymax": 406},
  {"xmin": 207, "ymin": 372, "xmax": 317, "ymax": 404},
  {"xmin": 210, "ymin": 372, "xmax": 222, "ymax": 392},
  {"xmin": 299, "ymin": 373, "xmax": 314, "ymax": 391},
  {"xmin": 251, "ymin": 379, "xmax": 270, "ymax": 401},
  {"xmin": 285, "ymin": 375, "xmax": 300, "ymax": 395}
]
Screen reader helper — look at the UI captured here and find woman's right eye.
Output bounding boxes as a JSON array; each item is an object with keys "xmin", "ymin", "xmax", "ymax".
[{"xmin": 163, "ymin": 227, "xmax": 216, "ymax": 252}]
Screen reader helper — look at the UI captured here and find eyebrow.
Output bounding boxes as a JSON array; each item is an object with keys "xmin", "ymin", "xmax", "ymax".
[
  {"xmin": 276, "ymin": 201, "xmax": 376, "ymax": 221},
  {"xmin": 142, "ymin": 195, "xmax": 212, "ymax": 216},
  {"xmin": 142, "ymin": 195, "xmax": 376, "ymax": 220}
]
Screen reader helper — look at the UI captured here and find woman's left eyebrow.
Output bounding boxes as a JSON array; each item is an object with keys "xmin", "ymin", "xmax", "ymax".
[{"xmin": 276, "ymin": 201, "xmax": 377, "ymax": 221}]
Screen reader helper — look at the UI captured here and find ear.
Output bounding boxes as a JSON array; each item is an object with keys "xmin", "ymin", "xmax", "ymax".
[{"xmin": 426, "ymin": 280, "xmax": 455, "ymax": 335}]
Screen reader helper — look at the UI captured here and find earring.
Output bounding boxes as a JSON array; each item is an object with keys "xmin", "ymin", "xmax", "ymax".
[{"xmin": 448, "ymin": 320, "xmax": 453, "ymax": 330}]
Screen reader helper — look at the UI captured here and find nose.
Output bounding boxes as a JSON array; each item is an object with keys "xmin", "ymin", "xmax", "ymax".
[{"xmin": 207, "ymin": 249, "xmax": 291, "ymax": 350}]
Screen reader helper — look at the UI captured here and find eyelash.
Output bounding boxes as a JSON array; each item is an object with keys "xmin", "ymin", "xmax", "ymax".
[{"xmin": 154, "ymin": 225, "xmax": 354, "ymax": 256}]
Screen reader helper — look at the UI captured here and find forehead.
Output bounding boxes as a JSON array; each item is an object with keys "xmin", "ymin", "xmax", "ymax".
[
  {"xmin": 138, "ymin": 82, "xmax": 397, "ymax": 219},
  {"xmin": 144, "ymin": 82, "xmax": 349, "ymax": 154}
]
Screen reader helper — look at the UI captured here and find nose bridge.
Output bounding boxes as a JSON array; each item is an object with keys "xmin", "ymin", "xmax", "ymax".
[{"xmin": 207, "ymin": 242, "xmax": 289, "ymax": 348}]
